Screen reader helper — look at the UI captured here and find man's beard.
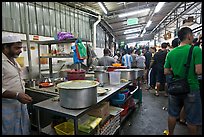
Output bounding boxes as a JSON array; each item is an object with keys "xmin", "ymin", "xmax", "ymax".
[{"xmin": 8, "ymin": 51, "xmax": 20, "ymax": 58}]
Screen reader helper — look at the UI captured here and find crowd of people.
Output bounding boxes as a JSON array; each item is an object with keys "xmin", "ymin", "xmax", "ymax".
[
  {"xmin": 2, "ymin": 27, "xmax": 202, "ymax": 135},
  {"xmin": 97, "ymin": 27, "xmax": 202, "ymax": 135}
]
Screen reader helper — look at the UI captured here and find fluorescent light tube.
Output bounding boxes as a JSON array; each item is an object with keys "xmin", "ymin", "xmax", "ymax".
[
  {"xmin": 98, "ymin": 2, "xmax": 107, "ymax": 14},
  {"xmin": 146, "ymin": 20, "xmax": 152, "ymax": 28},
  {"xmin": 154, "ymin": 2, "xmax": 165, "ymax": 14},
  {"xmin": 126, "ymin": 34, "xmax": 139, "ymax": 40},
  {"xmin": 143, "ymin": 29, "xmax": 146, "ymax": 34},
  {"xmin": 119, "ymin": 8, "xmax": 150, "ymax": 18},
  {"xmin": 124, "ymin": 28, "xmax": 141, "ymax": 34},
  {"xmin": 140, "ymin": 33, "xmax": 144, "ymax": 37}
]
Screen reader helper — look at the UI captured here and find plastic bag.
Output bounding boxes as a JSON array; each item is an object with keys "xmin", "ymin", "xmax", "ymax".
[{"xmin": 57, "ymin": 32, "xmax": 74, "ymax": 40}]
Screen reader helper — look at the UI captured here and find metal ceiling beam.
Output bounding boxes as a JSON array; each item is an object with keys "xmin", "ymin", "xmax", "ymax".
[
  {"xmin": 59, "ymin": 2, "xmax": 99, "ymax": 18},
  {"xmin": 116, "ymin": 33, "xmax": 154, "ymax": 43},
  {"xmin": 100, "ymin": 20, "xmax": 115, "ymax": 39},
  {"xmin": 108, "ymin": 2, "xmax": 156, "ymax": 15},
  {"xmin": 150, "ymin": 2, "xmax": 182, "ymax": 34},
  {"xmin": 151, "ymin": 2, "xmax": 200, "ymax": 35},
  {"xmin": 116, "ymin": 31, "xmax": 141, "ymax": 37},
  {"xmin": 112, "ymin": 23, "xmax": 146, "ymax": 32},
  {"xmin": 107, "ymin": 15, "xmax": 147, "ymax": 25}
]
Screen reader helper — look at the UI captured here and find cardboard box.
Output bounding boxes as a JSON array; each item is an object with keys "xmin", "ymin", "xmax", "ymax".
[{"xmin": 87, "ymin": 102, "xmax": 110, "ymax": 124}]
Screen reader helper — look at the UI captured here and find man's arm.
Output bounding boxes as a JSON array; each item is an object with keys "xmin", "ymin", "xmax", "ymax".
[
  {"xmin": 194, "ymin": 46, "xmax": 202, "ymax": 75},
  {"xmin": 2, "ymin": 90, "xmax": 33, "ymax": 104},
  {"xmin": 164, "ymin": 53, "xmax": 172, "ymax": 75},
  {"xmin": 195, "ymin": 64, "xmax": 202, "ymax": 75},
  {"xmin": 164, "ymin": 68, "xmax": 172, "ymax": 75}
]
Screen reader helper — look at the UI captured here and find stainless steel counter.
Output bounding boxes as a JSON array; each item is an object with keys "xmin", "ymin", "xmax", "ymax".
[
  {"xmin": 33, "ymin": 81, "xmax": 131, "ymax": 118},
  {"xmin": 26, "ymin": 86, "xmax": 59, "ymax": 96},
  {"xmin": 33, "ymin": 81, "xmax": 131, "ymax": 135}
]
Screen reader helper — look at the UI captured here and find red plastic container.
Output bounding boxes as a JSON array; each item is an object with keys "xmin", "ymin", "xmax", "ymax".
[
  {"xmin": 107, "ymin": 66, "xmax": 127, "ymax": 72},
  {"xmin": 66, "ymin": 70, "xmax": 85, "ymax": 81}
]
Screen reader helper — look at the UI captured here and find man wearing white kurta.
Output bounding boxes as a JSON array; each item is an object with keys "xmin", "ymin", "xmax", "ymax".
[{"xmin": 2, "ymin": 35, "xmax": 33, "ymax": 135}]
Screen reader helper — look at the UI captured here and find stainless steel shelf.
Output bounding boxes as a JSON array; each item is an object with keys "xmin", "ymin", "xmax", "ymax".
[
  {"xmin": 121, "ymin": 107, "xmax": 135, "ymax": 124},
  {"xmin": 41, "ymin": 124, "xmax": 56, "ymax": 135},
  {"xmin": 40, "ymin": 55, "xmax": 73, "ymax": 58},
  {"xmin": 35, "ymin": 38, "xmax": 90, "ymax": 45}
]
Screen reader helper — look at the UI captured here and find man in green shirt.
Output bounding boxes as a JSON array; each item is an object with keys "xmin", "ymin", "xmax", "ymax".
[{"xmin": 164, "ymin": 27, "xmax": 202, "ymax": 135}]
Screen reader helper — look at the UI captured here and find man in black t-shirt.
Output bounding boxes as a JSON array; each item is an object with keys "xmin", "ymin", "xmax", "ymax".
[
  {"xmin": 153, "ymin": 43, "xmax": 168, "ymax": 96},
  {"xmin": 144, "ymin": 46, "xmax": 152, "ymax": 84}
]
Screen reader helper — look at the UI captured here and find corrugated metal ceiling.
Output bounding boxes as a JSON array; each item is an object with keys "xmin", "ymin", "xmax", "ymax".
[{"xmin": 60, "ymin": 2, "xmax": 185, "ymax": 43}]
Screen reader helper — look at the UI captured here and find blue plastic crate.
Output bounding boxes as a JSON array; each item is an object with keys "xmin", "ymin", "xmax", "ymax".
[{"xmin": 110, "ymin": 94, "xmax": 126, "ymax": 105}]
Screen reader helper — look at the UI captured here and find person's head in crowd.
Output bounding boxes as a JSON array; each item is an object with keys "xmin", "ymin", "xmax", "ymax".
[
  {"xmin": 136, "ymin": 50, "xmax": 142, "ymax": 56},
  {"xmin": 178, "ymin": 27, "xmax": 194, "ymax": 44},
  {"xmin": 192, "ymin": 38, "xmax": 198, "ymax": 45},
  {"xmin": 145, "ymin": 46, "xmax": 149, "ymax": 51},
  {"xmin": 2, "ymin": 35, "xmax": 23, "ymax": 58},
  {"xmin": 161, "ymin": 42, "xmax": 168, "ymax": 49},
  {"xmin": 171, "ymin": 38, "xmax": 180, "ymax": 48},
  {"xmin": 131, "ymin": 49, "xmax": 135, "ymax": 54},
  {"xmin": 103, "ymin": 48, "xmax": 111, "ymax": 56},
  {"xmin": 166, "ymin": 42, "xmax": 170, "ymax": 48}
]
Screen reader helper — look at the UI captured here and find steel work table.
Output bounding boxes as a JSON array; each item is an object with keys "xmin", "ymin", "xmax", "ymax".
[{"xmin": 33, "ymin": 81, "xmax": 131, "ymax": 135}]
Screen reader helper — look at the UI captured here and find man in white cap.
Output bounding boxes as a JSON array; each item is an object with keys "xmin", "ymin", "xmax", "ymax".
[{"xmin": 2, "ymin": 35, "xmax": 33, "ymax": 135}]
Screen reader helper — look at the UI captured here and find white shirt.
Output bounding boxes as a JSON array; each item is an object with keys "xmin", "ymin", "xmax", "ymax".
[
  {"xmin": 136, "ymin": 55, "xmax": 146, "ymax": 69},
  {"xmin": 2, "ymin": 53, "xmax": 25, "ymax": 94}
]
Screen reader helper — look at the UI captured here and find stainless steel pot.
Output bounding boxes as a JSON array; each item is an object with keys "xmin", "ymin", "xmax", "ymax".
[
  {"xmin": 115, "ymin": 69, "xmax": 136, "ymax": 81},
  {"xmin": 94, "ymin": 70, "xmax": 109, "ymax": 85},
  {"xmin": 132, "ymin": 68, "xmax": 144, "ymax": 79},
  {"xmin": 57, "ymin": 80, "xmax": 99, "ymax": 109}
]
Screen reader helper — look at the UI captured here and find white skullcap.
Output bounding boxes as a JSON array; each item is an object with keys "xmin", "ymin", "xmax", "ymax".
[{"xmin": 2, "ymin": 35, "xmax": 22, "ymax": 44}]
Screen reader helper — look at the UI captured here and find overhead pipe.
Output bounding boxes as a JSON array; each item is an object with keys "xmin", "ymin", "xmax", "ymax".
[
  {"xmin": 24, "ymin": 2, "xmax": 33, "ymax": 81},
  {"xmin": 92, "ymin": 15, "xmax": 101, "ymax": 50}
]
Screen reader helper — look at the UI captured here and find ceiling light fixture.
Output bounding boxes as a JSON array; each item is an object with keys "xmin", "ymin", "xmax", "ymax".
[
  {"xmin": 146, "ymin": 20, "xmax": 152, "ymax": 28},
  {"xmin": 126, "ymin": 34, "xmax": 139, "ymax": 40},
  {"xmin": 118, "ymin": 8, "xmax": 150, "ymax": 18},
  {"xmin": 124, "ymin": 28, "xmax": 141, "ymax": 34},
  {"xmin": 154, "ymin": 2, "xmax": 165, "ymax": 14},
  {"xmin": 98, "ymin": 2, "xmax": 107, "ymax": 14}
]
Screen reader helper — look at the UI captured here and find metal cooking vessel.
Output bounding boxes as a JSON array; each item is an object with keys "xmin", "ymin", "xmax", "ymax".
[
  {"xmin": 132, "ymin": 68, "xmax": 144, "ymax": 79},
  {"xmin": 94, "ymin": 70, "xmax": 109, "ymax": 84},
  {"xmin": 115, "ymin": 69, "xmax": 136, "ymax": 81},
  {"xmin": 57, "ymin": 80, "xmax": 99, "ymax": 109}
]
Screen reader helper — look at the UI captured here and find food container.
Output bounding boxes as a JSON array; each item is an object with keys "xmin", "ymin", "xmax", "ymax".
[
  {"xmin": 57, "ymin": 80, "xmax": 99, "ymax": 109},
  {"xmin": 132, "ymin": 68, "xmax": 144, "ymax": 79},
  {"xmin": 94, "ymin": 70, "xmax": 109, "ymax": 85},
  {"xmin": 110, "ymin": 94, "xmax": 126, "ymax": 105},
  {"xmin": 107, "ymin": 66, "xmax": 127, "ymax": 72},
  {"xmin": 54, "ymin": 122, "xmax": 75, "ymax": 135},
  {"xmin": 115, "ymin": 69, "xmax": 136, "ymax": 81},
  {"xmin": 109, "ymin": 71, "xmax": 121, "ymax": 85},
  {"xmin": 112, "ymin": 63, "xmax": 122, "ymax": 67},
  {"xmin": 66, "ymin": 70, "xmax": 86, "ymax": 80},
  {"xmin": 54, "ymin": 115, "xmax": 102, "ymax": 135}
]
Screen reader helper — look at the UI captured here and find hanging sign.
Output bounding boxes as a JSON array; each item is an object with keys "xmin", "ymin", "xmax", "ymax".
[{"xmin": 127, "ymin": 18, "xmax": 138, "ymax": 25}]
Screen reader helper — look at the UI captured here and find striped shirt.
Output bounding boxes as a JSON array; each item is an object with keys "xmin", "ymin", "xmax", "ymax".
[{"xmin": 122, "ymin": 54, "xmax": 133, "ymax": 68}]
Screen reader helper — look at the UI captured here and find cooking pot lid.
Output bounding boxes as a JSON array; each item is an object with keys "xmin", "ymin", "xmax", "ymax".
[
  {"xmin": 57, "ymin": 80, "xmax": 99, "ymax": 89},
  {"xmin": 132, "ymin": 68, "xmax": 145, "ymax": 72},
  {"xmin": 114, "ymin": 69, "xmax": 135, "ymax": 72}
]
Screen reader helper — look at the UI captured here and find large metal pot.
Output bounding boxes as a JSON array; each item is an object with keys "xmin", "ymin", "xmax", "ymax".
[
  {"xmin": 115, "ymin": 69, "xmax": 136, "ymax": 81},
  {"xmin": 94, "ymin": 70, "xmax": 109, "ymax": 84},
  {"xmin": 57, "ymin": 80, "xmax": 99, "ymax": 109}
]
